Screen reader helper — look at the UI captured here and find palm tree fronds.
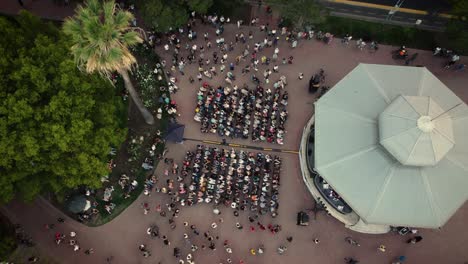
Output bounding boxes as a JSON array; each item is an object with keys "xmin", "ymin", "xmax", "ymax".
[{"xmin": 62, "ymin": 0, "xmax": 142, "ymax": 78}]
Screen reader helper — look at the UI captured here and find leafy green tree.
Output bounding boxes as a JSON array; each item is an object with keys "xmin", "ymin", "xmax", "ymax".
[
  {"xmin": 0, "ymin": 235, "xmax": 15, "ymax": 260},
  {"xmin": 444, "ymin": 0, "xmax": 468, "ymax": 54},
  {"xmin": 63, "ymin": 0, "xmax": 155, "ymax": 125},
  {"xmin": 140, "ymin": 0, "xmax": 213, "ymax": 32},
  {"xmin": 269, "ymin": 0, "xmax": 327, "ymax": 28},
  {"xmin": 445, "ymin": 20, "xmax": 468, "ymax": 54},
  {"xmin": 187, "ymin": 0, "xmax": 214, "ymax": 14},
  {"xmin": 448, "ymin": 0, "xmax": 468, "ymax": 18},
  {"xmin": 0, "ymin": 11, "xmax": 126, "ymax": 203},
  {"xmin": 140, "ymin": 0, "xmax": 189, "ymax": 32}
]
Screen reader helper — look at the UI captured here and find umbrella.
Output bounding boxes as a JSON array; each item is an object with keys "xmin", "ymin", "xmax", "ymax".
[
  {"xmin": 67, "ymin": 195, "xmax": 91, "ymax": 214},
  {"xmin": 165, "ymin": 122, "xmax": 185, "ymax": 143},
  {"xmin": 314, "ymin": 64, "xmax": 468, "ymax": 228}
]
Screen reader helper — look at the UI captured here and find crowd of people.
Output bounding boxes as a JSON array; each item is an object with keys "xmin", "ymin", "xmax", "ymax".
[
  {"xmin": 17, "ymin": 1, "xmax": 445, "ymax": 263},
  {"xmin": 157, "ymin": 11, "xmax": 319, "ymax": 145},
  {"xmin": 194, "ymin": 83, "xmax": 288, "ymax": 144},
  {"xmin": 135, "ymin": 142, "xmax": 287, "ymax": 263},
  {"xmin": 148, "ymin": 145, "xmax": 282, "ymax": 218}
]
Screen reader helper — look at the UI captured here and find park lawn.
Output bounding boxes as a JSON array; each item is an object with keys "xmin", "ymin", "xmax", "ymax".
[
  {"xmin": 79, "ymin": 44, "xmax": 171, "ymax": 227},
  {"xmin": 86, "ymin": 119, "xmax": 168, "ymax": 227}
]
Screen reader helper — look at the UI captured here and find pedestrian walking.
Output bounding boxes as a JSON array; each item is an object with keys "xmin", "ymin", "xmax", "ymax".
[
  {"xmin": 277, "ymin": 245, "xmax": 287, "ymax": 255},
  {"xmin": 313, "ymin": 238, "xmax": 320, "ymax": 244},
  {"xmin": 286, "ymin": 236, "xmax": 293, "ymax": 242}
]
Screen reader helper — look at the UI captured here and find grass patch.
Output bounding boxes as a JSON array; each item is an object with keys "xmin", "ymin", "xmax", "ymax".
[
  {"xmin": 52, "ymin": 42, "xmax": 172, "ymax": 227},
  {"xmin": 86, "ymin": 120, "xmax": 168, "ymax": 227},
  {"xmin": 317, "ymin": 16, "xmax": 438, "ymax": 50}
]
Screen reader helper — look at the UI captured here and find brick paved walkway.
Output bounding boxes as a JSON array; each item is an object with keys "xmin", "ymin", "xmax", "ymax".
[
  {"xmin": 1, "ymin": 2, "xmax": 468, "ymax": 264},
  {"xmin": 0, "ymin": 0, "xmax": 75, "ymax": 21}
]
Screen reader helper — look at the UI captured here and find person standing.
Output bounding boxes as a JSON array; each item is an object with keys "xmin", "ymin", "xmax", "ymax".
[
  {"xmin": 291, "ymin": 40, "xmax": 297, "ymax": 48},
  {"xmin": 407, "ymin": 236, "xmax": 423, "ymax": 244},
  {"xmin": 344, "ymin": 257, "xmax": 359, "ymax": 264},
  {"xmin": 445, "ymin": 54, "xmax": 460, "ymax": 69},
  {"xmin": 392, "ymin": 255, "xmax": 406, "ymax": 264},
  {"xmin": 28, "ymin": 256, "xmax": 39, "ymax": 262},
  {"xmin": 455, "ymin": 63, "xmax": 465, "ymax": 72},
  {"xmin": 378, "ymin": 244, "xmax": 386, "ymax": 252}
]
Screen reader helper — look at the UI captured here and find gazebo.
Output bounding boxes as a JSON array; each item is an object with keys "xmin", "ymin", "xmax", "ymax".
[
  {"xmin": 300, "ymin": 64, "xmax": 468, "ymax": 233},
  {"xmin": 165, "ymin": 122, "xmax": 185, "ymax": 143}
]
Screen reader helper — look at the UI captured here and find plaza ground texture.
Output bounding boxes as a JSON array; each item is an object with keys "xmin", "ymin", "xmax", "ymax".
[{"xmin": 1, "ymin": 1, "xmax": 468, "ymax": 264}]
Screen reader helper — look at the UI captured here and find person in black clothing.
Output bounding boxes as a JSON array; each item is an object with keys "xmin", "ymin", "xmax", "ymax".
[
  {"xmin": 344, "ymin": 257, "xmax": 359, "ymax": 264},
  {"xmin": 407, "ymin": 235, "xmax": 423, "ymax": 244}
]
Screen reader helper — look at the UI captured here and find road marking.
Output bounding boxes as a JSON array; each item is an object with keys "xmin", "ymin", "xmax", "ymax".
[
  {"xmin": 183, "ymin": 138, "xmax": 299, "ymax": 154},
  {"xmin": 327, "ymin": 0, "xmax": 428, "ymax": 15}
]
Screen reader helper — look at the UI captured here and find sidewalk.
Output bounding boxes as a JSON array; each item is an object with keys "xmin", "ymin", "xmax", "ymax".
[{"xmin": 0, "ymin": 0, "xmax": 75, "ymax": 21}]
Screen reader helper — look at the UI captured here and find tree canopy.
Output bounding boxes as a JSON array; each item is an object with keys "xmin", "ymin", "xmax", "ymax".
[
  {"xmin": 63, "ymin": 0, "xmax": 154, "ymax": 125},
  {"xmin": 269, "ymin": 0, "xmax": 327, "ymax": 28},
  {"xmin": 448, "ymin": 0, "xmax": 468, "ymax": 17},
  {"xmin": 139, "ymin": 0, "xmax": 213, "ymax": 32},
  {"xmin": 0, "ymin": 11, "xmax": 127, "ymax": 203},
  {"xmin": 445, "ymin": 0, "xmax": 468, "ymax": 54},
  {"xmin": 63, "ymin": 0, "xmax": 142, "ymax": 77}
]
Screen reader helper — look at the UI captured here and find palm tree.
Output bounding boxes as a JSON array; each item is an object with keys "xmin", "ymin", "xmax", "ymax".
[{"xmin": 63, "ymin": 0, "xmax": 155, "ymax": 125}]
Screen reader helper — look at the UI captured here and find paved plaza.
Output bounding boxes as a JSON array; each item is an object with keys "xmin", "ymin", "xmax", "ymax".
[{"xmin": 2, "ymin": 2, "xmax": 468, "ymax": 264}]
